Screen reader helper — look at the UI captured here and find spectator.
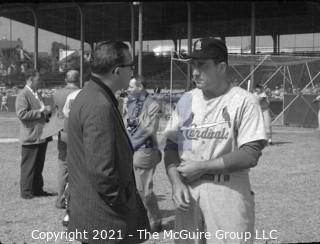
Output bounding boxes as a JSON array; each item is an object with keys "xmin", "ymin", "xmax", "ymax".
[
  {"xmin": 1, "ymin": 92, "xmax": 9, "ymax": 112},
  {"xmin": 52, "ymin": 70, "xmax": 80, "ymax": 209},
  {"xmin": 15, "ymin": 70, "xmax": 53, "ymax": 199},
  {"xmin": 254, "ymin": 84, "xmax": 273, "ymax": 145},
  {"xmin": 313, "ymin": 94, "xmax": 320, "ymax": 130},
  {"xmin": 60, "ymin": 86, "xmax": 82, "ymax": 227},
  {"xmin": 126, "ymin": 75, "xmax": 163, "ymax": 232}
]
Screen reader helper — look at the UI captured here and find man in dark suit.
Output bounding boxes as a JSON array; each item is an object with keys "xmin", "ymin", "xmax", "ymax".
[
  {"xmin": 15, "ymin": 70, "xmax": 53, "ymax": 199},
  {"xmin": 67, "ymin": 41, "xmax": 150, "ymax": 244},
  {"xmin": 52, "ymin": 70, "xmax": 80, "ymax": 209}
]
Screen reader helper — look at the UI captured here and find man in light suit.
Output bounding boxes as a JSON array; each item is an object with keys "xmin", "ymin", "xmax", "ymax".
[
  {"xmin": 52, "ymin": 70, "xmax": 80, "ymax": 209},
  {"xmin": 126, "ymin": 75, "xmax": 162, "ymax": 232},
  {"xmin": 67, "ymin": 41, "xmax": 150, "ymax": 244},
  {"xmin": 15, "ymin": 70, "xmax": 52, "ymax": 199}
]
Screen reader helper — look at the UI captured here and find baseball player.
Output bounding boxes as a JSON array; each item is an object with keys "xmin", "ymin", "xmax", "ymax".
[{"xmin": 164, "ymin": 38, "xmax": 267, "ymax": 244}]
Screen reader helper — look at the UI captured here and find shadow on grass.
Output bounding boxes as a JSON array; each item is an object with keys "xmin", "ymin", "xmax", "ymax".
[
  {"xmin": 270, "ymin": 141, "xmax": 292, "ymax": 146},
  {"xmin": 35, "ymin": 192, "xmax": 58, "ymax": 197}
]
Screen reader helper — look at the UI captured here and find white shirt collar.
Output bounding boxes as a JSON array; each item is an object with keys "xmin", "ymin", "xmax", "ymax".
[
  {"xmin": 25, "ymin": 85, "xmax": 44, "ymax": 108},
  {"xmin": 25, "ymin": 85, "xmax": 37, "ymax": 96}
]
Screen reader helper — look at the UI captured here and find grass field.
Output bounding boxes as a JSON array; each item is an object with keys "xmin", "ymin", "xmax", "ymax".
[{"xmin": 0, "ymin": 113, "xmax": 319, "ymax": 244}]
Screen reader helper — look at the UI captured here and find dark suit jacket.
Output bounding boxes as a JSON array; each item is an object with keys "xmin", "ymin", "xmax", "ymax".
[
  {"xmin": 67, "ymin": 79, "xmax": 149, "ymax": 244},
  {"xmin": 15, "ymin": 86, "xmax": 46, "ymax": 145}
]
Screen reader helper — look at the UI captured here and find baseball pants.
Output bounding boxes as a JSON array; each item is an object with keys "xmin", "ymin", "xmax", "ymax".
[{"xmin": 174, "ymin": 176, "xmax": 254, "ymax": 244}]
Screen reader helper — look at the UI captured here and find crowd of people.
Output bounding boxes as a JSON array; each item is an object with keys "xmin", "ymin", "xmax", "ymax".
[{"xmin": 14, "ymin": 38, "xmax": 285, "ymax": 244}]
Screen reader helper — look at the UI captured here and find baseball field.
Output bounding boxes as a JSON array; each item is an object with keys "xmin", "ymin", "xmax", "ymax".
[{"xmin": 0, "ymin": 112, "xmax": 319, "ymax": 244}]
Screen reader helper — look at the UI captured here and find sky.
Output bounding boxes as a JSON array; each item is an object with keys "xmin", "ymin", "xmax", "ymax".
[
  {"xmin": 0, "ymin": 17, "xmax": 320, "ymax": 55},
  {"xmin": 0, "ymin": 17, "xmax": 81, "ymax": 53}
]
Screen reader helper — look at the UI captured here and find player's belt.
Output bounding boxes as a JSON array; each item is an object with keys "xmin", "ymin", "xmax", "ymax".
[{"xmin": 200, "ymin": 174, "xmax": 231, "ymax": 183}]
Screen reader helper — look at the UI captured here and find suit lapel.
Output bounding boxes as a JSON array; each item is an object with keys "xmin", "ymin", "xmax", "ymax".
[{"xmin": 24, "ymin": 87, "xmax": 41, "ymax": 109}]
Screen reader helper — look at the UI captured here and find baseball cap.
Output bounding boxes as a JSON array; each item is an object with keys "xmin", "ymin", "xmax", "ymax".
[{"xmin": 185, "ymin": 37, "xmax": 228, "ymax": 63}]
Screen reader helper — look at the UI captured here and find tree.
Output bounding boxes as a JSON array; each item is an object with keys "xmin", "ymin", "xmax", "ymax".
[
  {"xmin": 0, "ymin": 48, "xmax": 20, "ymax": 73},
  {"xmin": 51, "ymin": 42, "xmax": 69, "ymax": 72},
  {"xmin": 38, "ymin": 55, "xmax": 51, "ymax": 74}
]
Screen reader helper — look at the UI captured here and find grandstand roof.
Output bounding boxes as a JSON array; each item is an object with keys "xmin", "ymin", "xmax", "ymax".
[
  {"xmin": 229, "ymin": 54, "xmax": 320, "ymax": 66},
  {"xmin": 0, "ymin": 2, "xmax": 320, "ymax": 44}
]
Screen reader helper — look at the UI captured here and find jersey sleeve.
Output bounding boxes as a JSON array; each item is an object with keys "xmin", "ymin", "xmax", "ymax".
[
  {"xmin": 163, "ymin": 92, "xmax": 192, "ymax": 144},
  {"xmin": 236, "ymin": 99, "xmax": 267, "ymax": 147},
  {"xmin": 163, "ymin": 104, "xmax": 181, "ymax": 144}
]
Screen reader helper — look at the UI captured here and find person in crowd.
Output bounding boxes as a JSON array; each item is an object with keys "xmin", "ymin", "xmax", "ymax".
[
  {"xmin": 52, "ymin": 70, "xmax": 80, "ymax": 209},
  {"xmin": 254, "ymin": 84, "xmax": 273, "ymax": 145},
  {"xmin": 116, "ymin": 89, "xmax": 128, "ymax": 117},
  {"xmin": 67, "ymin": 41, "xmax": 150, "ymax": 244},
  {"xmin": 231, "ymin": 78, "xmax": 240, "ymax": 87},
  {"xmin": 60, "ymin": 85, "xmax": 82, "ymax": 227},
  {"xmin": 154, "ymin": 87, "xmax": 161, "ymax": 94},
  {"xmin": 274, "ymin": 86, "xmax": 281, "ymax": 97},
  {"xmin": 1, "ymin": 92, "xmax": 9, "ymax": 112},
  {"xmin": 163, "ymin": 38, "xmax": 267, "ymax": 244},
  {"xmin": 313, "ymin": 94, "xmax": 320, "ymax": 130},
  {"xmin": 125, "ymin": 75, "xmax": 162, "ymax": 233},
  {"xmin": 15, "ymin": 70, "xmax": 53, "ymax": 199}
]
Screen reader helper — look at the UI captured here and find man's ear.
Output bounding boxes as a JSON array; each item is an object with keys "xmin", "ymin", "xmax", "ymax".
[{"xmin": 218, "ymin": 62, "xmax": 227, "ymax": 74}]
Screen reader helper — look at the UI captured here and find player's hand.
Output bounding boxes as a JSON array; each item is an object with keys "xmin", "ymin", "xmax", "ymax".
[
  {"xmin": 177, "ymin": 161, "xmax": 205, "ymax": 183},
  {"xmin": 172, "ymin": 182, "xmax": 191, "ymax": 211}
]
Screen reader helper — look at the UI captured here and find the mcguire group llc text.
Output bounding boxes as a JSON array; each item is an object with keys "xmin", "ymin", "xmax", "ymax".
[{"xmin": 31, "ymin": 229, "xmax": 279, "ymax": 242}]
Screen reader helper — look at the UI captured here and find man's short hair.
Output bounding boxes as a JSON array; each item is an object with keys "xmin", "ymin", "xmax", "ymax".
[
  {"xmin": 25, "ymin": 69, "xmax": 39, "ymax": 80},
  {"xmin": 90, "ymin": 41, "xmax": 130, "ymax": 75},
  {"xmin": 66, "ymin": 70, "xmax": 80, "ymax": 83},
  {"xmin": 132, "ymin": 75, "xmax": 147, "ymax": 89},
  {"xmin": 25, "ymin": 69, "xmax": 39, "ymax": 78}
]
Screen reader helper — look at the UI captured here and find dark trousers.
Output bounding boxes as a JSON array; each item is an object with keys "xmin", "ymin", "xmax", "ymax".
[{"xmin": 20, "ymin": 142, "xmax": 48, "ymax": 197}]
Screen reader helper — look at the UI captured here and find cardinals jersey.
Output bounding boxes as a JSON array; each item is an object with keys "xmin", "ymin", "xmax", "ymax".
[{"xmin": 164, "ymin": 86, "xmax": 267, "ymax": 169}]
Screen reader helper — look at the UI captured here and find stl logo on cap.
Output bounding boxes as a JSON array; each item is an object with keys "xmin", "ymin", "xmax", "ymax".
[{"xmin": 194, "ymin": 39, "xmax": 202, "ymax": 51}]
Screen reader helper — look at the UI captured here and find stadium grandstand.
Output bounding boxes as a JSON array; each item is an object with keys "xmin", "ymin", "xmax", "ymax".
[{"xmin": 1, "ymin": 1, "xmax": 320, "ymax": 127}]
